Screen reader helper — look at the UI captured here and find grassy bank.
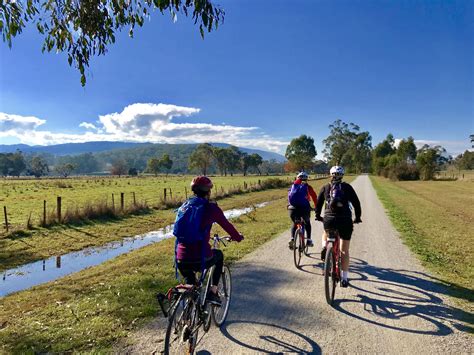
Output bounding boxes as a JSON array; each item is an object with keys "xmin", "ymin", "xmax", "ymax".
[
  {"xmin": 0, "ymin": 188, "xmax": 284, "ymax": 273},
  {"xmin": 0, "ymin": 175, "xmax": 296, "ymax": 228},
  {"xmin": 370, "ymin": 176, "xmax": 473, "ymax": 310},
  {"xmin": 0, "ymin": 177, "xmax": 337, "ymax": 353}
]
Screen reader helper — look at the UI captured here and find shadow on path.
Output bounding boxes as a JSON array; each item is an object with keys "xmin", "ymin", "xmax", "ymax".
[{"xmin": 334, "ymin": 258, "xmax": 474, "ymax": 335}]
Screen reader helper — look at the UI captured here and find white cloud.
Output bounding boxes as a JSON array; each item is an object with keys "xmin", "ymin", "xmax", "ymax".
[
  {"xmin": 0, "ymin": 113, "xmax": 46, "ymax": 133},
  {"xmin": 0, "ymin": 103, "xmax": 289, "ymax": 153},
  {"xmin": 79, "ymin": 122, "xmax": 98, "ymax": 130}
]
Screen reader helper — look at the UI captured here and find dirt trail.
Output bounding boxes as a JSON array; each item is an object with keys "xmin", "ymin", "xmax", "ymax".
[{"xmin": 121, "ymin": 175, "xmax": 472, "ymax": 354}]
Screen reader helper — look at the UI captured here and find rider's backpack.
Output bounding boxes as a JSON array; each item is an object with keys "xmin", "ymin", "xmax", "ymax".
[
  {"xmin": 173, "ymin": 197, "xmax": 208, "ymax": 244},
  {"xmin": 327, "ymin": 182, "xmax": 345, "ymax": 212},
  {"xmin": 288, "ymin": 183, "xmax": 309, "ymax": 207},
  {"xmin": 173, "ymin": 197, "xmax": 209, "ymax": 280}
]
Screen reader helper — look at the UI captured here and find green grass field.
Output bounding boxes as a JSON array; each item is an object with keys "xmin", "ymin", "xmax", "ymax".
[
  {"xmin": 0, "ymin": 176, "xmax": 340, "ymax": 353},
  {"xmin": 0, "ymin": 175, "xmax": 297, "ymax": 228},
  {"xmin": 370, "ymin": 176, "xmax": 474, "ymax": 310}
]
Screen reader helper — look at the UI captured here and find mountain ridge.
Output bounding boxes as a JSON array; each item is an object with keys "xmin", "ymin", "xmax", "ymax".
[{"xmin": 0, "ymin": 141, "xmax": 286, "ymax": 162}]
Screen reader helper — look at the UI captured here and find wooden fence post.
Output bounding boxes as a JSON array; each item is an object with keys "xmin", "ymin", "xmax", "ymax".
[
  {"xmin": 184, "ymin": 186, "xmax": 188, "ymax": 199},
  {"xmin": 43, "ymin": 200, "xmax": 47, "ymax": 226},
  {"xmin": 163, "ymin": 188, "xmax": 167, "ymax": 201},
  {"xmin": 112, "ymin": 193, "xmax": 115, "ymax": 211},
  {"xmin": 120, "ymin": 192, "xmax": 124, "ymax": 210},
  {"xmin": 133, "ymin": 192, "xmax": 136, "ymax": 206},
  {"xmin": 169, "ymin": 188, "xmax": 172, "ymax": 199},
  {"xmin": 57, "ymin": 196, "xmax": 62, "ymax": 223},
  {"xmin": 3, "ymin": 206, "xmax": 8, "ymax": 232},
  {"xmin": 56, "ymin": 256, "xmax": 61, "ymax": 268}
]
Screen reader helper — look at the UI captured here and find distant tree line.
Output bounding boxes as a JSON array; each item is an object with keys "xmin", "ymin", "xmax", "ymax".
[
  {"xmin": 284, "ymin": 121, "xmax": 473, "ymax": 181},
  {"xmin": 1, "ymin": 126, "xmax": 471, "ymax": 180}
]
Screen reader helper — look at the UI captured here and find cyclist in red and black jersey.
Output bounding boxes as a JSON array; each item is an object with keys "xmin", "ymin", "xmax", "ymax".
[
  {"xmin": 288, "ymin": 171, "xmax": 318, "ymax": 250},
  {"xmin": 315, "ymin": 166, "xmax": 361, "ymax": 287}
]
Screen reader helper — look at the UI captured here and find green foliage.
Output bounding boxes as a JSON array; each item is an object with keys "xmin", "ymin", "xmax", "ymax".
[
  {"xmin": 0, "ymin": 0, "xmax": 224, "ymax": 85},
  {"xmin": 58, "ymin": 152, "xmax": 100, "ymax": 174},
  {"xmin": 416, "ymin": 145, "xmax": 447, "ymax": 180},
  {"xmin": 110, "ymin": 159, "xmax": 128, "ymax": 176},
  {"xmin": 29, "ymin": 156, "xmax": 49, "ymax": 178},
  {"xmin": 146, "ymin": 157, "xmax": 161, "ymax": 176},
  {"xmin": 0, "ymin": 150, "xmax": 26, "ymax": 176},
  {"xmin": 188, "ymin": 143, "xmax": 215, "ymax": 175},
  {"xmin": 240, "ymin": 152, "xmax": 263, "ymax": 176},
  {"xmin": 285, "ymin": 134, "xmax": 317, "ymax": 171},
  {"xmin": 54, "ymin": 163, "xmax": 76, "ymax": 178},
  {"xmin": 397, "ymin": 136, "xmax": 417, "ymax": 163},
  {"xmin": 322, "ymin": 120, "xmax": 372, "ymax": 173},
  {"xmin": 454, "ymin": 150, "xmax": 474, "ymax": 170}
]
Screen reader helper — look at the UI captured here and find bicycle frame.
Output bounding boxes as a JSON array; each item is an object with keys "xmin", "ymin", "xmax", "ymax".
[
  {"xmin": 158, "ymin": 234, "xmax": 230, "ymax": 318},
  {"xmin": 326, "ymin": 229, "xmax": 341, "ymax": 281}
]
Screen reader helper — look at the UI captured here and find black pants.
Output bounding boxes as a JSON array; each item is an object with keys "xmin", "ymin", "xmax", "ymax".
[
  {"xmin": 289, "ymin": 208, "xmax": 312, "ymax": 239},
  {"xmin": 323, "ymin": 215, "xmax": 353, "ymax": 240},
  {"xmin": 177, "ymin": 249, "xmax": 224, "ymax": 286}
]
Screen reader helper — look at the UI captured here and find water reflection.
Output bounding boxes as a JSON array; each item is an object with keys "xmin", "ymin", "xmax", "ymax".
[{"xmin": 0, "ymin": 202, "xmax": 268, "ymax": 297}]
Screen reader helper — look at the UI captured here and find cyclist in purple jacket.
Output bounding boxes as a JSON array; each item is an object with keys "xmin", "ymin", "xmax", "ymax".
[{"xmin": 176, "ymin": 176, "xmax": 244, "ymax": 305}]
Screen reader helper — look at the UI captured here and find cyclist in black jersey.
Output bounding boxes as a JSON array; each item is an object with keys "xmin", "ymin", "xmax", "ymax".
[{"xmin": 315, "ymin": 166, "xmax": 362, "ymax": 287}]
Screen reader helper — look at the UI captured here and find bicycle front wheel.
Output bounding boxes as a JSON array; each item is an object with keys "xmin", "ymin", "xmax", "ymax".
[
  {"xmin": 324, "ymin": 244, "xmax": 336, "ymax": 305},
  {"xmin": 293, "ymin": 229, "xmax": 303, "ymax": 268},
  {"xmin": 212, "ymin": 265, "xmax": 232, "ymax": 327},
  {"xmin": 164, "ymin": 292, "xmax": 199, "ymax": 355}
]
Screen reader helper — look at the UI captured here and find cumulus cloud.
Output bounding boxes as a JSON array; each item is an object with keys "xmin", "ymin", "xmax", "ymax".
[
  {"xmin": 0, "ymin": 113, "xmax": 46, "ymax": 133},
  {"xmin": 98, "ymin": 103, "xmax": 200, "ymax": 136},
  {"xmin": 0, "ymin": 103, "xmax": 289, "ymax": 153}
]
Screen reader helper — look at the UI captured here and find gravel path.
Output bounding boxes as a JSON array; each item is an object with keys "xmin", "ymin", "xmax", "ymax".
[{"xmin": 121, "ymin": 175, "xmax": 473, "ymax": 354}]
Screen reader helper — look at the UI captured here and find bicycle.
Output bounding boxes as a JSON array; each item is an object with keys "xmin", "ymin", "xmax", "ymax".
[
  {"xmin": 157, "ymin": 234, "xmax": 232, "ymax": 355},
  {"xmin": 323, "ymin": 228, "xmax": 341, "ymax": 305},
  {"xmin": 292, "ymin": 216, "xmax": 310, "ymax": 268}
]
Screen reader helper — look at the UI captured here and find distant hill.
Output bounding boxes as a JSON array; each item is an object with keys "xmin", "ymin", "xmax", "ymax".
[
  {"xmin": 0, "ymin": 141, "xmax": 286, "ymax": 174},
  {"xmin": 0, "ymin": 141, "xmax": 154, "ymax": 156}
]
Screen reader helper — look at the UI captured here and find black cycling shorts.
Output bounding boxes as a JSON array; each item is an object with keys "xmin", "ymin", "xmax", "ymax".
[{"xmin": 323, "ymin": 216, "xmax": 353, "ymax": 240}]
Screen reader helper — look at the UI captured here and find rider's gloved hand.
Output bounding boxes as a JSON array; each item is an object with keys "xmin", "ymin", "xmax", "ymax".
[
  {"xmin": 232, "ymin": 234, "xmax": 244, "ymax": 242},
  {"xmin": 354, "ymin": 217, "xmax": 362, "ymax": 224},
  {"xmin": 315, "ymin": 215, "xmax": 323, "ymax": 222}
]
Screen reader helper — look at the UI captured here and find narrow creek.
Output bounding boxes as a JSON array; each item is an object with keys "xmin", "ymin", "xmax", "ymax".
[{"xmin": 1, "ymin": 202, "xmax": 269, "ymax": 298}]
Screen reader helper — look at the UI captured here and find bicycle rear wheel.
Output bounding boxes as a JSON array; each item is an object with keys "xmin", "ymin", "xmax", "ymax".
[
  {"xmin": 164, "ymin": 292, "xmax": 199, "ymax": 355},
  {"xmin": 293, "ymin": 229, "xmax": 303, "ymax": 268},
  {"xmin": 212, "ymin": 265, "xmax": 232, "ymax": 326},
  {"xmin": 324, "ymin": 244, "xmax": 337, "ymax": 305}
]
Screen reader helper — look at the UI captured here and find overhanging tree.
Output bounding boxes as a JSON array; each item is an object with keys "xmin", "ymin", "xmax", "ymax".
[{"xmin": 1, "ymin": 0, "xmax": 224, "ymax": 85}]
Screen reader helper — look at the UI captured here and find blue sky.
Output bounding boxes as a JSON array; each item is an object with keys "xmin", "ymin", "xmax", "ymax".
[{"xmin": 0, "ymin": 0, "xmax": 472, "ymax": 157}]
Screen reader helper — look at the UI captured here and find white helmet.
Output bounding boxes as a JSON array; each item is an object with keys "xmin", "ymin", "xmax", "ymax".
[
  {"xmin": 297, "ymin": 171, "xmax": 309, "ymax": 180},
  {"xmin": 330, "ymin": 166, "xmax": 344, "ymax": 177}
]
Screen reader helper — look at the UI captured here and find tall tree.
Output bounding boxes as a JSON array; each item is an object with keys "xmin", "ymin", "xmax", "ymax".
[
  {"xmin": 323, "ymin": 120, "xmax": 372, "ymax": 172},
  {"xmin": 55, "ymin": 163, "xmax": 76, "ymax": 177},
  {"xmin": 189, "ymin": 143, "xmax": 214, "ymax": 175},
  {"xmin": 110, "ymin": 159, "xmax": 128, "ymax": 177},
  {"xmin": 147, "ymin": 158, "xmax": 161, "ymax": 176},
  {"xmin": 285, "ymin": 135, "xmax": 317, "ymax": 171},
  {"xmin": 29, "ymin": 156, "xmax": 49, "ymax": 178},
  {"xmin": 1, "ymin": 0, "xmax": 224, "ymax": 85},
  {"xmin": 397, "ymin": 136, "xmax": 417, "ymax": 163},
  {"xmin": 224, "ymin": 146, "xmax": 242, "ymax": 176},
  {"xmin": 213, "ymin": 147, "xmax": 229, "ymax": 176},
  {"xmin": 159, "ymin": 154, "xmax": 173, "ymax": 175},
  {"xmin": 248, "ymin": 153, "xmax": 263, "ymax": 175},
  {"xmin": 416, "ymin": 145, "xmax": 446, "ymax": 180}
]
